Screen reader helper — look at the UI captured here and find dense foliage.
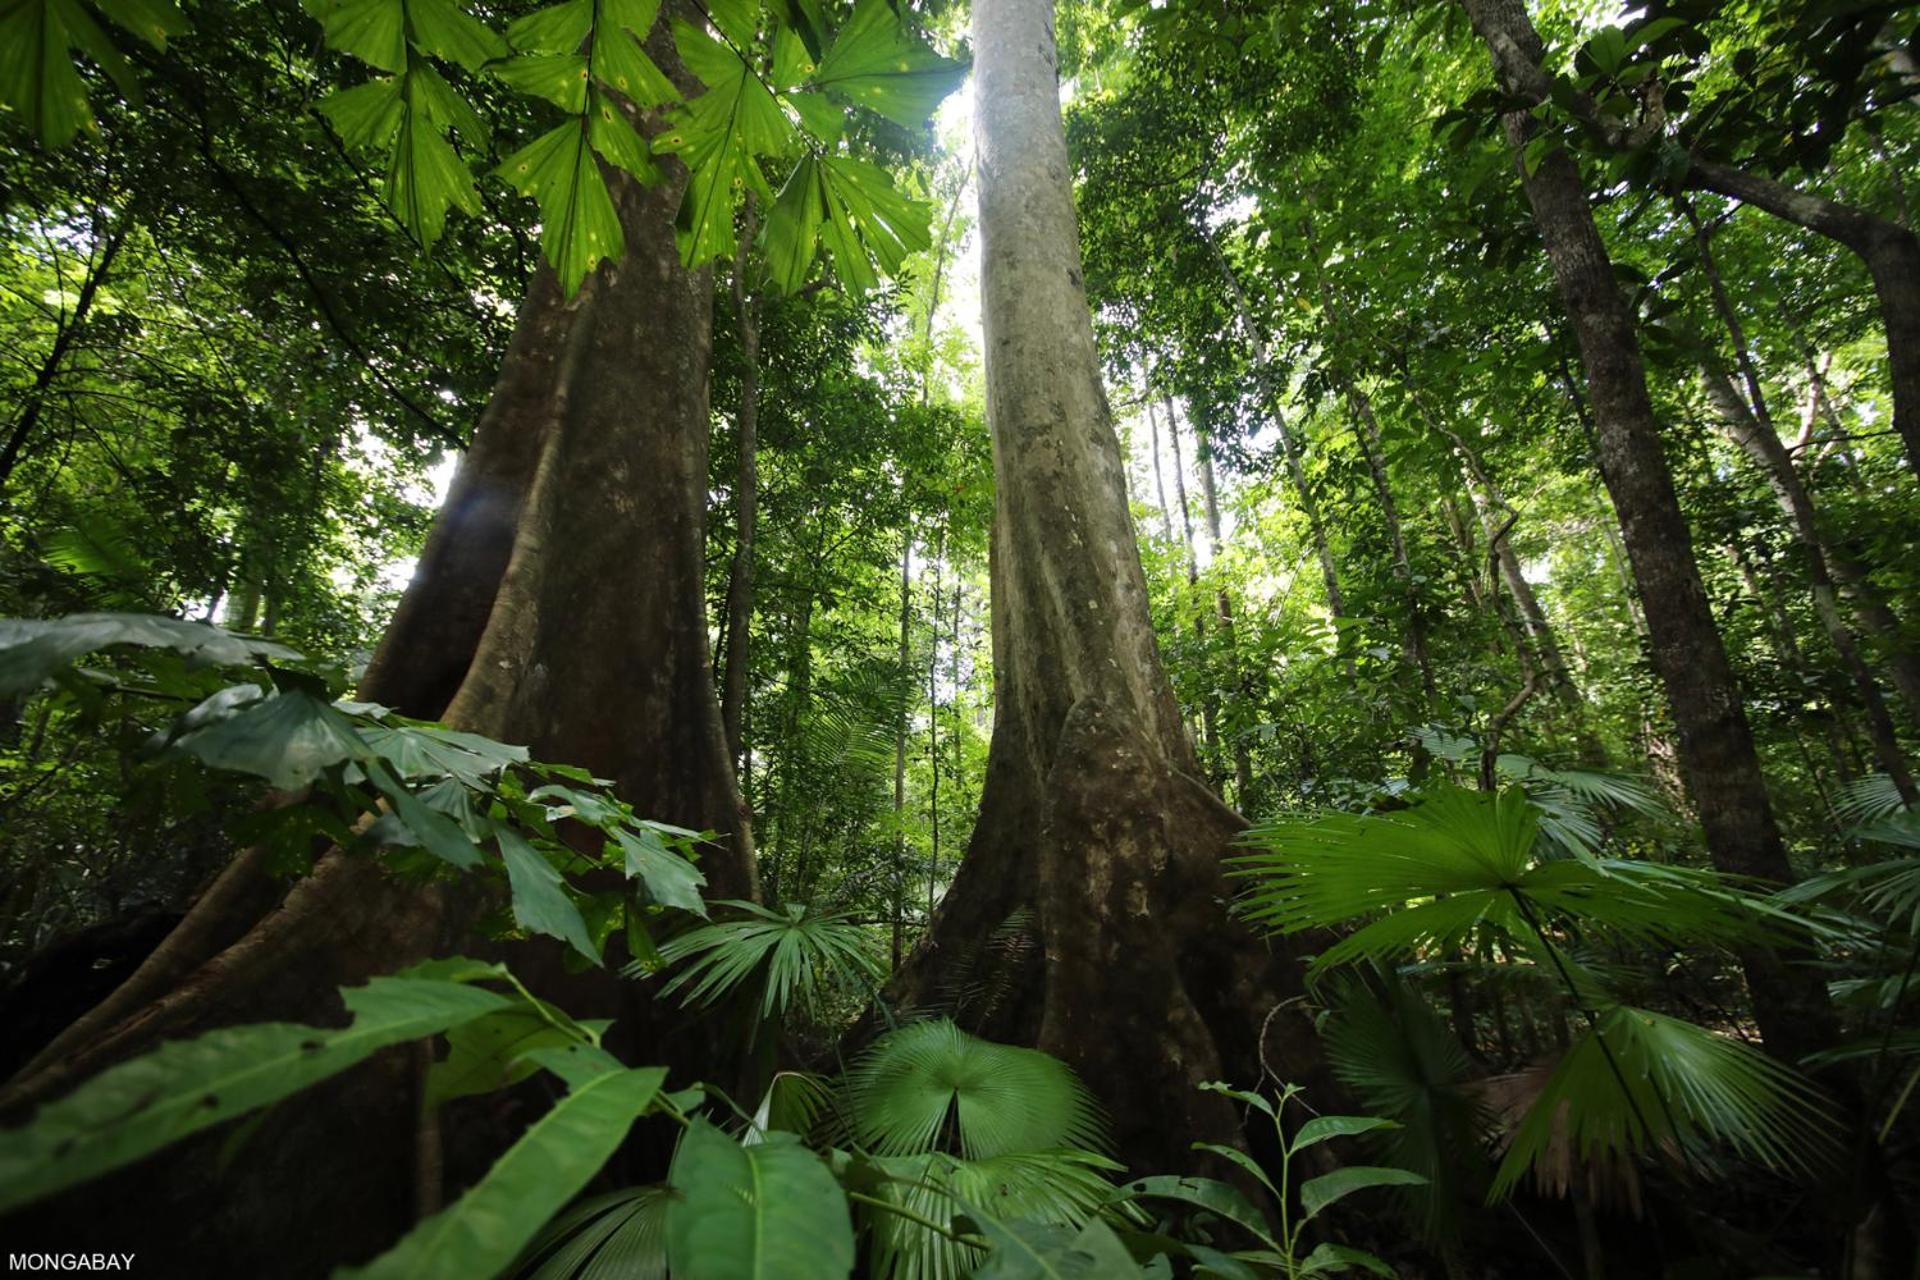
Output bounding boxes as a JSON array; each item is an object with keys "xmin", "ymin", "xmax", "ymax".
[{"xmin": 2, "ymin": 0, "xmax": 1918, "ymax": 1276}]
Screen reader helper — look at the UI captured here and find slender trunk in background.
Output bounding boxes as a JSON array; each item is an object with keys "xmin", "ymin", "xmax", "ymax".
[
  {"xmin": 1164, "ymin": 398, "xmax": 1223, "ymax": 776},
  {"xmin": 0, "ymin": 219, "xmax": 129, "ymax": 494},
  {"xmin": 926, "ymin": 532, "xmax": 944, "ymax": 926},
  {"xmin": 891, "ymin": 532, "xmax": 913, "ymax": 971},
  {"xmin": 1196, "ymin": 421, "xmax": 1256, "ymax": 805},
  {"xmin": 1464, "ymin": 0, "xmax": 1835, "ymax": 1064},
  {"xmin": 1683, "ymin": 158, "xmax": 1920, "ymax": 479},
  {"xmin": 1146, "ymin": 391, "xmax": 1176, "ymax": 545},
  {"xmin": 5, "ymin": 18, "xmax": 758, "ymax": 1269},
  {"xmin": 720, "ymin": 197, "xmax": 762, "ymax": 765},
  {"xmin": 873, "ymin": 0, "xmax": 1320, "ymax": 1175},
  {"xmin": 1700, "ymin": 369, "xmax": 1917, "ymax": 802},
  {"xmin": 1690, "ymin": 214, "xmax": 1920, "ymax": 727},
  {"xmin": 1206, "ymin": 234, "xmax": 1347, "ymax": 618},
  {"xmin": 1730, "ymin": 542, "xmax": 1857, "ymax": 801}
]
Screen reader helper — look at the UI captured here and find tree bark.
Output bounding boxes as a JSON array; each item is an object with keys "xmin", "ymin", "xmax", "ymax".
[
  {"xmin": 720, "ymin": 197, "xmax": 762, "ymax": 765},
  {"xmin": 1463, "ymin": 0, "xmax": 1836, "ymax": 1064},
  {"xmin": 875, "ymin": 0, "xmax": 1319, "ymax": 1177},
  {"xmin": 3, "ymin": 15, "xmax": 756, "ymax": 1270},
  {"xmin": 1196, "ymin": 419, "xmax": 1256, "ymax": 806}
]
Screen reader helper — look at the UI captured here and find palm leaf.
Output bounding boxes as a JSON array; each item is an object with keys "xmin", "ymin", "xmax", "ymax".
[
  {"xmin": 845, "ymin": 1019, "xmax": 1107, "ymax": 1159},
  {"xmin": 514, "ymin": 1186, "xmax": 667, "ymax": 1280},
  {"xmin": 864, "ymin": 1149, "xmax": 1123, "ymax": 1280},
  {"xmin": 631, "ymin": 900, "xmax": 884, "ymax": 1020},
  {"xmin": 1487, "ymin": 1006, "xmax": 1835, "ymax": 1203}
]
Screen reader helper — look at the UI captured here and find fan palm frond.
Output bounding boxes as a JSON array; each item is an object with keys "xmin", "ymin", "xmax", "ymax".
[
  {"xmin": 627, "ymin": 901, "xmax": 884, "ymax": 1020},
  {"xmin": 1234, "ymin": 786, "xmax": 1776, "ymax": 974},
  {"xmin": 845, "ymin": 1019, "xmax": 1107, "ymax": 1159},
  {"xmin": 1487, "ymin": 1006, "xmax": 1835, "ymax": 1203},
  {"xmin": 862, "ymin": 1149, "xmax": 1121, "ymax": 1280},
  {"xmin": 514, "ymin": 1185, "xmax": 667, "ymax": 1280},
  {"xmin": 1323, "ymin": 978, "xmax": 1486, "ymax": 1240},
  {"xmin": 1834, "ymin": 773, "xmax": 1911, "ymax": 825}
]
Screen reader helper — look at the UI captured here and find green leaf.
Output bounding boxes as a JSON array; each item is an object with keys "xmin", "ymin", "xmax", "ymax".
[
  {"xmin": 1288, "ymin": 1115, "xmax": 1397, "ymax": 1155},
  {"xmin": 763, "ymin": 154, "xmax": 824, "ymax": 292},
  {"xmin": 406, "ymin": 0, "xmax": 507, "ymax": 70},
  {"xmin": 0, "ymin": 613, "xmax": 301, "ymax": 697},
  {"xmin": 1107, "ymin": 1176, "xmax": 1275, "ymax": 1248},
  {"xmin": 972, "ymin": 1215, "xmax": 1144, "ymax": 1279},
  {"xmin": 0, "ymin": 974, "xmax": 509, "ymax": 1213},
  {"xmin": 506, "ymin": 0, "xmax": 590, "ymax": 53},
  {"xmin": 665, "ymin": 1120, "xmax": 855, "ymax": 1280},
  {"xmin": 587, "ymin": 89, "xmax": 660, "ymax": 182},
  {"xmin": 659, "ymin": 18, "xmax": 791, "ymax": 265},
  {"xmin": 1299, "ymin": 1241, "xmax": 1397, "ymax": 1277},
  {"xmin": 815, "ymin": 154, "xmax": 929, "ymax": 291},
  {"xmin": 495, "ymin": 51, "xmax": 591, "ymax": 112},
  {"xmin": 593, "ymin": 22, "xmax": 677, "ymax": 109},
  {"xmin": 367, "ymin": 759, "xmax": 486, "ymax": 869},
  {"xmin": 175, "ymin": 690, "xmax": 367, "ymax": 789},
  {"xmin": 0, "ymin": 0, "xmax": 98, "ymax": 147},
  {"xmin": 701, "ymin": 0, "xmax": 757, "ymax": 47},
  {"xmin": 425, "ymin": 1000, "xmax": 605, "ymax": 1108},
  {"xmin": 1297, "ymin": 1166, "xmax": 1428, "ymax": 1221},
  {"xmin": 387, "ymin": 70, "xmax": 483, "ymax": 247},
  {"xmin": 93, "ymin": 0, "xmax": 185, "ymax": 47},
  {"xmin": 613, "ymin": 825, "xmax": 707, "ymax": 913},
  {"xmin": 848, "ymin": 1019, "xmax": 1106, "ymax": 1159},
  {"xmin": 807, "ymin": 0, "xmax": 964, "ymax": 130},
  {"xmin": 341, "ymin": 1066, "xmax": 666, "ymax": 1280},
  {"xmin": 309, "ymin": 0, "xmax": 408, "ymax": 71},
  {"xmin": 499, "ymin": 828, "xmax": 601, "ymax": 963},
  {"xmin": 320, "ymin": 76, "xmax": 405, "ymax": 148},
  {"xmin": 497, "ymin": 119, "xmax": 626, "ymax": 294}
]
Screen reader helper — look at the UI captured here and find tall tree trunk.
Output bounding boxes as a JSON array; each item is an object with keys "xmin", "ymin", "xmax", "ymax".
[
  {"xmin": 1146, "ymin": 388, "xmax": 1176, "ymax": 545},
  {"xmin": 720, "ymin": 198, "xmax": 762, "ymax": 765},
  {"xmin": 1683, "ymin": 158, "xmax": 1920, "ymax": 479},
  {"xmin": 3, "ymin": 19, "xmax": 756, "ymax": 1271},
  {"xmin": 1165, "ymin": 397, "xmax": 1224, "ymax": 777},
  {"xmin": 1700, "ymin": 368, "xmax": 1917, "ymax": 802},
  {"xmin": 1463, "ymin": 0, "xmax": 1835, "ymax": 1064},
  {"xmin": 1348, "ymin": 386, "xmax": 1440, "ymax": 711},
  {"xmin": 876, "ymin": 0, "xmax": 1318, "ymax": 1176}
]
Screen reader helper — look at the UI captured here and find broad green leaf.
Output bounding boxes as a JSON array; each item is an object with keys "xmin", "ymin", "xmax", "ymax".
[
  {"xmin": 497, "ymin": 119, "xmax": 626, "ymax": 294},
  {"xmin": 494, "ymin": 51, "xmax": 591, "ymax": 112},
  {"xmin": 499, "ymin": 828, "xmax": 601, "ymax": 963},
  {"xmin": 613, "ymin": 825, "xmax": 706, "ymax": 913},
  {"xmin": 308, "ymin": 0, "xmax": 408, "ymax": 71},
  {"xmin": 1108, "ymin": 1176, "xmax": 1275, "ymax": 1248},
  {"xmin": 0, "ymin": 974, "xmax": 509, "ymax": 1213},
  {"xmin": 587, "ymin": 89, "xmax": 660, "ymax": 182},
  {"xmin": 406, "ymin": 0, "xmax": 507, "ymax": 69},
  {"xmin": 320, "ymin": 76, "xmax": 405, "ymax": 148},
  {"xmin": 702, "ymin": 0, "xmax": 757, "ymax": 46},
  {"xmin": 1189, "ymin": 1142, "xmax": 1280, "ymax": 1201},
  {"xmin": 1296, "ymin": 1165, "xmax": 1426, "ymax": 1221},
  {"xmin": 0, "ymin": 613, "xmax": 300, "ymax": 697},
  {"xmin": 361, "ymin": 719, "xmax": 527, "ymax": 784},
  {"xmin": 972, "ymin": 1214, "xmax": 1145, "ymax": 1279},
  {"xmin": 366, "ymin": 758, "xmax": 486, "ymax": 869},
  {"xmin": 425, "ymin": 1000, "xmax": 605, "ymax": 1107},
  {"xmin": 341, "ymin": 1066, "xmax": 666, "ymax": 1280},
  {"xmin": 175, "ymin": 690, "xmax": 366, "ymax": 789},
  {"xmin": 387, "ymin": 74, "xmax": 483, "ymax": 248},
  {"xmin": 1299, "ymin": 1241, "xmax": 1397, "ymax": 1277},
  {"xmin": 0, "ymin": 0, "xmax": 107, "ymax": 146},
  {"xmin": 593, "ymin": 22, "xmax": 677, "ymax": 109},
  {"xmin": 1288, "ymin": 1114, "xmax": 1397, "ymax": 1155},
  {"xmin": 660, "ymin": 18, "xmax": 790, "ymax": 266},
  {"xmin": 783, "ymin": 88, "xmax": 841, "ymax": 144},
  {"xmin": 763, "ymin": 154, "xmax": 824, "ymax": 292},
  {"xmin": 665, "ymin": 1120, "xmax": 855, "ymax": 1280},
  {"xmin": 506, "ymin": 0, "xmax": 590, "ymax": 53},
  {"xmin": 807, "ymin": 0, "xmax": 964, "ymax": 130},
  {"xmin": 815, "ymin": 154, "xmax": 929, "ymax": 290},
  {"xmin": 93, "ymin": 0, "xmax": 184, "ymax": 47}
]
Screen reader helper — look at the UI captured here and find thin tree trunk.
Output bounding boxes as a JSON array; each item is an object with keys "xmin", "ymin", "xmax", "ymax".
[
  {"xmin": 1684, "ymin": 158, "xmax": 1920, "ymax": 479},
  {"xmin": 892, "ymin": 532, "xmax": 913, "ymax": 971},
  {"xmin": 720, "ymin": 196, "xmax": 762, "ymax": 765},
  {"xmin": 1349, "ymin": 386, "xmax": 1439, "ymax": 705},
  {"xmin": 1196, "ymin": 420, "xmax": 1256, "ymax": 804},
  {"xmin": 1730, "ymin": 542, "xmax": 1856, "ymax": 798},
  {"xmin": 1700, "ymin": 368, "xmax": 1917, "ymax": 802},
  {"xmin": 1464, "ymin": 0, "xmax": 1835, "ymax": 1064},
  {"xmin": 1146, "ymin": 389, "xmax": 1175, "ymax": 544},
  {"xmin": 1165, "ymin": 397, "xmax": 1223, "ymax": 776},
  {"xmin": 0, "ymin": 218, "xmax": 129, "ymax": 494},
  {"xmin": 875, "ymin": 0, "xmax": 1319, "ymax": 1176}
]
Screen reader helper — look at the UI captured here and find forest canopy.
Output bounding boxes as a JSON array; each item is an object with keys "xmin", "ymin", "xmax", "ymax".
[{"xmin": 0, "ymin": 0, "xmax": 1918, "ymax": 1277}]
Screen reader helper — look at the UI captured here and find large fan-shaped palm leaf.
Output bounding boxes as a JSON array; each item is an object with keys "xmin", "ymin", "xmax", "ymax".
[
  {"xmin": 513, "ymin": 1185, "xmax": 667, "ymax": 1280},
  {"xmin": 628, "ymin": 901, "xmax": 884, "ymax": 1020},
  {"xmin": 1487, "ymin": 1006, "xmax": 1834, "ymax": 1203},
  {"xmin": 845, "ymin": 1019, "xmax": 1107, "ymax": 1159},
  {"xmin": 1234, "ymin": 785, "xmax": 1780, "ymax": 974}
]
